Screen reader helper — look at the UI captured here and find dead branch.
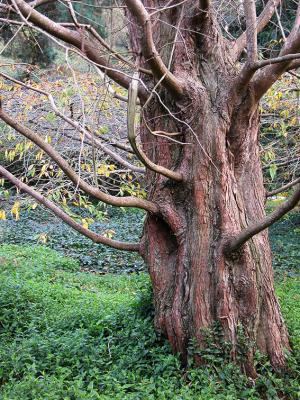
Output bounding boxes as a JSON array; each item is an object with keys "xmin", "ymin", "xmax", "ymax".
[{"xmin": 127, "ymin": 73, "xmax": 183, "ymax": 182}]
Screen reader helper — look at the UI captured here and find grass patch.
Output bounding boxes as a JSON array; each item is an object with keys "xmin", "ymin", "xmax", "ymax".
[{"xmin": 0, "ymin": 244, "xmax": 299, "ymax": 399}]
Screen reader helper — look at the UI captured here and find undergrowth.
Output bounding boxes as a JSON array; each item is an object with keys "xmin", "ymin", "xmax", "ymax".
[
  {"xmin": 0, "ymin": 207, "xmax": 144, "ymax": 273},
  {"xmin": 1, "ymin": 207, "xmax": 299, "ymax": 276},
  {"xmin": 0, "ymin": 244, "xmax": 299, "ymax": 399}
]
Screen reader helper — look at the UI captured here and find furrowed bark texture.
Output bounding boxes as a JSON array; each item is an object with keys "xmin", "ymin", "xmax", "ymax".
[{"xmin": 129, "ymin": 2, "xmax": 289, "ymax": 375}]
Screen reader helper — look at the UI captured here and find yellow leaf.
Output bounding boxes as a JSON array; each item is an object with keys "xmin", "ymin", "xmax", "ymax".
[
  {"xmin": 0, "ymin": 210, "xmax": 6, "ymax": 220},
  {"xmin": 11, "ymin": 201, "xmax": 20, "ymax": 221},
  {"xmin": 39, "ymin": 163, "xmax": 49, "ymax": 177},
  {"xmin": 36, "ymin": 150, "xmax": 44, "ymax": 161},
  {"xmin": 38, "ymin": 233, "xmax": 48, "ymax": 244},
  {"xmin": 103, "ymin": 229, "xmax": 115, "ymax": 239},
  {"xmin": 82, "ymin": 218, "xmax": 89, "ymax": 229},
  {"xmin": 97, "ymin": 165, "xmax": 108, "ymax": 175}
]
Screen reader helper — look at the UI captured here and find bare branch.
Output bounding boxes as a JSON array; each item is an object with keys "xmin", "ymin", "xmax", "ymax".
[
  {"xmin": 226, "ymin": 184, "xmax": 300, "ymax": 253},
  {"xmin": 149, "ymin": 0, "xmax": 191, "ymax": 16},
  {"xmin": 65, "ymin": 0, "xmax": 80, "ymax": 27},
  {"xmin": 0, "ymin": 104, "xmax": 158, "ymax": 213},
  {"xmin": 128, "ymin": 74, "xmax": 183, "ymax": 182},
  {"xmin": 234, "ymin": 0, "xmax": 259, "ymax": 87},
  {"xmin": 0, "ymin": 165, "xmax": 140, "ymax": 252},
  {"xmin": 253, "ymin": 52, "xmax": 300, "ymax": 69},
  {"xmin": 60, "ymin": 22, "xmax": 152, "ymax": 76},
  {"xmin": 286, "ymin": 59, "xmax": 300, "ymax": 71},
  {"xmin": 86, "ymin": 24, "xmax": 152, "ymax": 76},
  {"xmin": 10, "ymin": 0, "xmax": 148, "ymax": 99},
  {"xmin": 124, "ymin": 0, "xmax": 184, "ymax": 96},
  {"xmin": 263, "ymin": 156, "xmax": 300, "ymax": 171},
  {"xmin": 243, "ymin": 0, "xmax": 257, "ymax": 63},
  {"xmin": 29, "ymin": 0, "xmax": 57, "ymax": 8},
  {"xmin": 0, "ymin": 71, "xmax": 145, "ymax": 174},
  {"xmin": 234, "ymin": 0, "xmax": 282, "ymax": 60},
  {"xmin": 275, "ymin": 6, "xmax": 287, "ymax": 42},
  {"xmin": 266, "ymin": 177, "xmax": 300, "ymax": 197},
  {"xmin": 253, "ymin": 32, "xmax": 300, "ymax": 100}
]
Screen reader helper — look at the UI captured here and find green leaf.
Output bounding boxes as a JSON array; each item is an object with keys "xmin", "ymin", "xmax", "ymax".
[{"xmin": 269, "ymin": 164, "xmax": 277, "ymax": 180}]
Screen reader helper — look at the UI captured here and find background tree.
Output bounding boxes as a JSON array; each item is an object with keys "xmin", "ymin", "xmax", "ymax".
[{"xmin": 0, "ymin": 0, "xmax": 300, "ymax": 377}]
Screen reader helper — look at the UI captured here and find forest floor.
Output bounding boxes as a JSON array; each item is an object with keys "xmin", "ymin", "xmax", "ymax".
[{"xmin": 0, "ymin": 210, "xmax": 299, "ymax": 399}]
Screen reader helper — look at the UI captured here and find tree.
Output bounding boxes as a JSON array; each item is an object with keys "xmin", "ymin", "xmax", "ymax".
[{"xmin": 0, "ymin": 0, "xmax": 300, "ymax": 377}]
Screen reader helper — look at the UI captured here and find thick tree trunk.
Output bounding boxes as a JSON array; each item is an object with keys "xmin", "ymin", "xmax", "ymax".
[
  {"xmin": 138, "ymin": 79, "xmax": 290, "ymax": 377},
  {"xmin": 128, "ymin": 1, "xmax": 290, "ymax": 376},
  {"xmin": 140, "ymin": 98, "xmax": 289, "ymax": 375}
]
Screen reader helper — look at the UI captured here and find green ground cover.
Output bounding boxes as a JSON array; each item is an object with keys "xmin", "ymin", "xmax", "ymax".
[
  {"xmin": 0, "ymin": 211, "xmax": 299, "ymax": 399},
  {"xmin": 0, "ymin": 207, "xmax": 144, "ymax": 273},
  {"xmin": 0, "ymin": 250, "xmax": 298, "ymax": 398}
]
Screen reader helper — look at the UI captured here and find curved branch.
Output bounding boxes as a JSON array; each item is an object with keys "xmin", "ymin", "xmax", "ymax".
[
  {"xmin": 252, "ymin": 1, "xmax": 300, "ymax": 99},
  {"xmin": 0, "ymin": 104, "xmax": 158, "ymax": 214},
  {"xmin": 11, "ymin": 0, "xmax": 148, "ymax": 99},
  {"xmin": 60, "ymin": 22, "xmax": 153, "ymax": 76},
  {"xmin": 124, "ymin": 0, "xmax": 184, "ymax": 96},
  {"xmin": 0, "ymin": 165, "xmax": 140, "ymax": 252},
  {"xmin": 237, "ymin": 51, "xmax": 300, "ymax": 90},
  {"xmin": 253, "ymin": 32, "xmax": 300, "ymax": 100},
  {"xmin": 127, "ymin": 74, "xmax": 183, "ymax": 182},
  {"xmin": 233, "ymin": 0, "xmax": 282, "ymax": 60},
  {"xmin": 266, "ymin": 177, "xmax": 300, "ymax": 197},
  {"xmin": 226, "ymin": 184, "xmax": 300, "ymax": 253}
]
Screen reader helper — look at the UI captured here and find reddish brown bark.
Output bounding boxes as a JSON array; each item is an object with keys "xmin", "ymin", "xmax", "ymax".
[
  {"xmin": 131, "ymin": 2, "xmax": 290, "ymax": 376},
  {"xmin": 139, "ymin": 93, "xmax": 289, "ymax": 376}
]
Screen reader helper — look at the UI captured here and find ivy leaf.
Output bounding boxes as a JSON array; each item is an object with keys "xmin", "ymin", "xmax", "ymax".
[{"xmin": 45, "ymin": 112, "xmax": 57, "ymax": 123}]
